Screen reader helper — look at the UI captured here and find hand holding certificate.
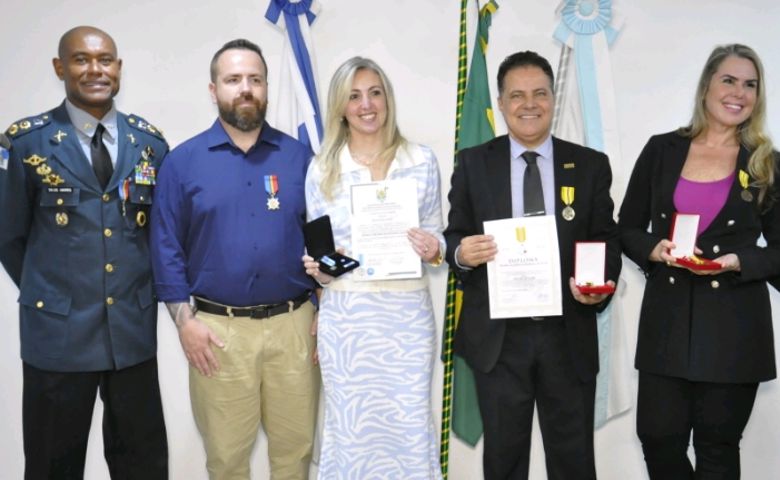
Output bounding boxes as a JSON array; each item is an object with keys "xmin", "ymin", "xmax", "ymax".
[
  {"xmin": 350, "ymin": 178, "xmax": 422, "ymax": 281},
  {"xmin": 483, "ymin": 216, "xmax": 562, "ymax": 319}
]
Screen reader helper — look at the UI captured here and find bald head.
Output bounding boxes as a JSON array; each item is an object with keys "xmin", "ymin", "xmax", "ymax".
[{"xmin": 58, "ymin": 26, "xmax": 117, "ymax": 59}]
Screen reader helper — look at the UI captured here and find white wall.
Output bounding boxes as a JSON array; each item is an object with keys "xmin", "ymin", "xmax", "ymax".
[{"xmin": 1, "ymin": 1, "xmax": 779, "ymax": 478}]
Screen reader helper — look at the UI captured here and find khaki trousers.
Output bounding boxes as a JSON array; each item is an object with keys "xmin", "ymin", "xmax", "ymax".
[{"xmin": 191, "ymin": 301, "xmax": 319, "ymax": 480}]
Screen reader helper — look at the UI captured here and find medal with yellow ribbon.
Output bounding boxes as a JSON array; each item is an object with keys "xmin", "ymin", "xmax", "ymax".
[
  {"xmin": 739, "ymin": 169, "xmax": 752, "ymax": 202},
  {"xmin": 561, "ymin": 186, "xmax": 575, "ymax": 221}
]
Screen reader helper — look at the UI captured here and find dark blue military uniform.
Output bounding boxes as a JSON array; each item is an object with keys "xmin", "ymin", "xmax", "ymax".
[
  {"xmin": 0, "ymin": 102, "xmax": 167, "ymax": 372},
  {"xmin": 1, "ymin": 102, "xmax": 169, "ymax": 479}
]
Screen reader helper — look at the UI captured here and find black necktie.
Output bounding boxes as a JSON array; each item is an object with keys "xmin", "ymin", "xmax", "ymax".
[
  {"xmin": 91, "ymin": 123, "xmax": 113, "ymax": 190},
  {"xmin": 522, "ymin": 151, "xmax": 545, "ymax": 216}
]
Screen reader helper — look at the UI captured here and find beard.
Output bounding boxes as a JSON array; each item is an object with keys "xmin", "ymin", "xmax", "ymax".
[{"xmin": 218, "ymin": 94, "xmax": 267, "ymax": 132}]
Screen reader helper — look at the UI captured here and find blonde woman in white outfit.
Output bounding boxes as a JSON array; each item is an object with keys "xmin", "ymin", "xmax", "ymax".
[{"xmin": 302, "ymin": 57, "xmax": 444, "ymax": 479}]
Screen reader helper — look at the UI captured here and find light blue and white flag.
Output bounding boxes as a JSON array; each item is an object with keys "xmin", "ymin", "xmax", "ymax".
[
  {"xmin": 552, "ymin": 0, "xmax": 632, "ymax": 428},
  {"xmin": 265, "ymin": 0, "xmax": 323, "ymax": 153}
]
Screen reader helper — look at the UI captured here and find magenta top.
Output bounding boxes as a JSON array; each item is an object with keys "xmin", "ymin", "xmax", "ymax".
[{"xmin": 673, "ymin": 171, "xmax": 735, "ymax": 236}]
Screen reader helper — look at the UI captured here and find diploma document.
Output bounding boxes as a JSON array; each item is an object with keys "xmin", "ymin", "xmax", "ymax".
[
  {"xmin": 484, "ymin": 216, "xmax": 562, "ymax": 319},
  {"xmin": 350, "ymin": 178, "xmax": 421, "ymax": 281}
]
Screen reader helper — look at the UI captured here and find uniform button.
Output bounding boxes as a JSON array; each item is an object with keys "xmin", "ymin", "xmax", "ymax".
[
  {"xmin": 106, "ymin": 297, "xmax": 114, "ymax": 305},
  {"xmin": 36, "ymin": 301, "xmax": 44, "ymax": 309},
  {"xmin": 56, "ymin": 198, "xmax": 64, "ymax": 206},
  {"xmin": 713, "ymin": 245, "xmax": 720, "ymax": 254},
  {"xmin": 727, "ymin": 220, "xmax": 735, "ymax": 226},
  {"xmin": 102, "ymin": 193, "xmax": 110, "ymax": 202},
  {"xmin": 105, "ymin": 264, "xmax": 114, "ymax": 273},
  {"xmin": 711, "ymin": 280, "xmax": 720, "ymax": 289},
  {"xmin": 139, "ymin": 196, "xmax": 145, "ymax": 202},
  {"xmin": 661, "ymin": 213, "xmax": 667, "ymax": 219},
  {"xmin": 669, "ymin": 276, "xmax": 675, "ymax": 285},
  {"xmin": 104, "ymin": 228, "xmax": 112, "ymax": 237}
]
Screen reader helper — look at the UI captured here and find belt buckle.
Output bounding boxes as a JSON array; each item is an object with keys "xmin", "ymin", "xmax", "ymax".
[
  {"xmin": 288, "ymin": 300, "xmax": 294, "ymax": 314},
  {"xmin": 249, "ymin": 306, "xmax": 270, "ymax": 320},
  {"xmin": 226, "ymin": 306, "xmax": 235, "ymax": 318}
]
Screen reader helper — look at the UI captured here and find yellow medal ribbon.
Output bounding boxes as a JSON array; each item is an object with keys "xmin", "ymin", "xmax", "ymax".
[
  {"xmin": 738, "ymin": 169, "xmax": 750, "ymax": 190},
  {"xmin": 561, "ymin": 186, "xmax": 575, "ymax": 206}
]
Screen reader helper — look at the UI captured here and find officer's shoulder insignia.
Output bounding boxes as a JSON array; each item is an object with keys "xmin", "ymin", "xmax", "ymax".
[
  {"xmin": 127, "ymin": 114, "xmax": 165, "ymax": 140},
  {"xmin": 5, "ymin": 112, "xmax": 51, "ymax": 138}
]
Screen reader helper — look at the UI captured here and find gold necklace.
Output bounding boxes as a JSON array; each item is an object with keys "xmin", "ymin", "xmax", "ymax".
[{"xmin": 349, "ymin": 149, "xmax": 381, "ymax": 166}]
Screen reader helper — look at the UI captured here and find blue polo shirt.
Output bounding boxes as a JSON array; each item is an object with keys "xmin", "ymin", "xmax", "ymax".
[{"xmin": 151, "ymin": 120, "xmax": 314, "ymax": 306}]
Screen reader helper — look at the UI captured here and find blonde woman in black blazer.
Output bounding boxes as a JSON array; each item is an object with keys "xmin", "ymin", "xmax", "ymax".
[{"xmin": 620, "ymin": 44, "xmax": 780, "ymax": 480}]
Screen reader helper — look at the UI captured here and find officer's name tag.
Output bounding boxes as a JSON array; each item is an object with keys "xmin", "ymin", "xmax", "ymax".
[{"xmin": 47, "ymin": 187, "xmax": 73, "ymax": 193}]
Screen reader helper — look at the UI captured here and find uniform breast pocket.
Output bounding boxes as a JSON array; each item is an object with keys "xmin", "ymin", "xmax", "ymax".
[
  {"xmin": 39, "ymin": 188, "xmax": 80, "ymax": 208},
  {"xmin": 40, "ymin": 188, "xmax": 80, "ymax": 228},
  {"xmin": 125, "ymin": 184, "xmax": 153, "ymax": 230},
  {"xmin": 130, "ymin": 184, "xmax": 153, "ymax": 205}
]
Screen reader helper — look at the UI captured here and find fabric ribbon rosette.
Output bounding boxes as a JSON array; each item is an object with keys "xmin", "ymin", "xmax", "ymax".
[{"xmin": 553, "ymin": 0, "xmax": 620, "ymax": 154}]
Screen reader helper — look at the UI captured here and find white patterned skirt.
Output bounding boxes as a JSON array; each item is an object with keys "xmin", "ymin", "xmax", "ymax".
[{"xmin": 316, "ymin": 289, "xmax": 443, "ymax": 480}]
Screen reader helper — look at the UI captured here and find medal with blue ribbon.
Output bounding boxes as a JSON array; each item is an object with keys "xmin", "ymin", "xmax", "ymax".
[{"xmin": 265, "ymin": 174, "xmax": 280, "ymax": 210}]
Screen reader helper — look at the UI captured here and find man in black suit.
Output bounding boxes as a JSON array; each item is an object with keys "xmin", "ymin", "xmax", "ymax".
[{"xmin": 444, "ymin": 51, "xmax": 621, "ymax": 480}]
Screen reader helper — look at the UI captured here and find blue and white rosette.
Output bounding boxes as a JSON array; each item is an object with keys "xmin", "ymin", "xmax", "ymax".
[{"xmin": 553, "ymin": 0, "xmax": 619, "ymax": 153}]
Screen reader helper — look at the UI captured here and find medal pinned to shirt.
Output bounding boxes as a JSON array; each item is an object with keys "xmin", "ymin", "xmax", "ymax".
[
  {"xmin": 561, "ymin": 186, "xmax": 575, "ymax": 221},
  {"xmin": 738, "ymin": 169, "xmax": 753, "ymax": 202},
  {"xmin": 265, "ymin": 174, "xmax": 280, "ymax": 210}
]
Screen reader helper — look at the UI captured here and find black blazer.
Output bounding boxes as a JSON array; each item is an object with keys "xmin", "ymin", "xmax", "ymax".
[
  {"xmin": 619, "ymin": 131, "xmax": 780, "ymax": 383},
  {"xmin": 444, "ymin": 135, "xmax": 621, "ymax": 382}
]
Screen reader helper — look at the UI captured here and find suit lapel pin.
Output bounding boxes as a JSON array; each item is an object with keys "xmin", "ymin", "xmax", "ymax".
[{"xmin": 53, "ymin": 130, "xmax": 68, "ymax": 144}]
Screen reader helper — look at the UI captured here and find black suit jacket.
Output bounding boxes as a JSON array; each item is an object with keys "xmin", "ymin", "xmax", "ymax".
[
  {"xmin": 619, "ymin": 131, "xmax": 780, "ymax": 383},
  {"xmin": 444, "ymin": 135, "xmax": 621, "ymax": 382}
]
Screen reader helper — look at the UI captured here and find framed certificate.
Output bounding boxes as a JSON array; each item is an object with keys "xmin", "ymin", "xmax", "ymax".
[
  {"xmin": 350, "ymin": 178, "xmax": 421, "ymax": 281},
  {"xmin": 483, "ymin": 216, "xmax": 562, "ymax": 319}
]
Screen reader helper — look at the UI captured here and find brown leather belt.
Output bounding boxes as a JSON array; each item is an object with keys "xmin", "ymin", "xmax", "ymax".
[{"xmin": 194, "ymin": 291, "xmax": 310, "ymax": 319}]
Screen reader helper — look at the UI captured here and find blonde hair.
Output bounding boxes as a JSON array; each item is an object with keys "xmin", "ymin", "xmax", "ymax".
[
  {"xmin": 317, "ymin": 57, "xmax": 406, "ymax": 200},
  {"xmin": 679, "ymin": 44, "xmax": 776, "ymax": 206}
]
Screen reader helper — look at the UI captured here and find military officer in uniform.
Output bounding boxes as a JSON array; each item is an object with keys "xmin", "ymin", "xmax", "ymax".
[{"xmin": 0, "ymin": 26, "xmax": 168, "ymax": 479}]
